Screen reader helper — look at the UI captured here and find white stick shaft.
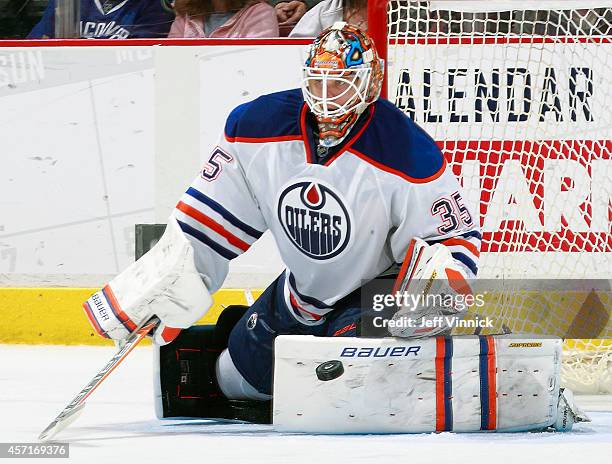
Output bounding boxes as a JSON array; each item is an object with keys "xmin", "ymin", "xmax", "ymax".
[{"xmin": 38, "ymin": 316, "xmax": 159, "ymax": 441}]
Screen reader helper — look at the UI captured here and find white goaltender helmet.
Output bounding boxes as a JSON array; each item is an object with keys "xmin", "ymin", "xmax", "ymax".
[{"xmin": 301, "ymin": 21, "xmax": 384, "ymax": 146}]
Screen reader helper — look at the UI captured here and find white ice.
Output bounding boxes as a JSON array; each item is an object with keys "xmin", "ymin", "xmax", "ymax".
[{"xmin": 2, "ymin": 345, "xmax": 611, "ymax": 464}]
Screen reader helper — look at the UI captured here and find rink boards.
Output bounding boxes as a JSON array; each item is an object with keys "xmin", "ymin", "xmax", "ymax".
[{"xmin": 0, "ymin": 41, "xmax": 609, "ymax": 343}]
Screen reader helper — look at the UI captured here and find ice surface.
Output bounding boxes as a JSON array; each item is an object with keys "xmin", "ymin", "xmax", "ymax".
[{"xmin": 2, "ymin": 345, "xmax": 611, "ymax": 464}]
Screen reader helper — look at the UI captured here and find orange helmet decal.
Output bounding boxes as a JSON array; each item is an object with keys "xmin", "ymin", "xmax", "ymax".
[{"xmin": 302, "ymin": 22, "xmax": 384, "ymax": 147}]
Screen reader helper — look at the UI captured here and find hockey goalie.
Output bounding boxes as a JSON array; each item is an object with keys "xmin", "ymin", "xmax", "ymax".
[{"xmin": 82, "ymin": 23, "xmax": 586, "ymax": 433}]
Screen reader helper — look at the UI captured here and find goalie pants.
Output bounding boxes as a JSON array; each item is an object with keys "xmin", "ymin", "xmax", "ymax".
[{"xmin": 227, "ymin": 273, "xmax": 362, "ymax": 395}]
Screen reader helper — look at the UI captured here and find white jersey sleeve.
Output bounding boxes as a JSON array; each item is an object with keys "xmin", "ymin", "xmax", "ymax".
[
  {"xmin": 389, "ymin": 164, "xmax": 481, "ymax": 277},
  {"xmin": 171, "ymin": 132, "xmax": 267, "ymax": 292}
]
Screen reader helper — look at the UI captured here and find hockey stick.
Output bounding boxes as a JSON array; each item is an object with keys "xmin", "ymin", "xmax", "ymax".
[{"xmin": 38, "ymin": 316, "xmax": 160, "ymax": 441}]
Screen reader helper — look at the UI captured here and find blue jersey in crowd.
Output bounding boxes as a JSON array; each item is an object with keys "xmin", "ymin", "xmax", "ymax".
[{"xmin": 28, "ymin": 0, "xmax": 174, "ymax": 39}]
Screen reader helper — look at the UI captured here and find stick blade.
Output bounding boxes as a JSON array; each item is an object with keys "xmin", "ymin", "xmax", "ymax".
[{"xmin": 39, "ymin": 402, "xmax": 86, "ymax": 442}]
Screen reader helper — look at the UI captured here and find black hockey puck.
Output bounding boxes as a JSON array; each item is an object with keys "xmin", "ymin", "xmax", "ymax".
[{"xmin": 316, "ymin": 360, "xmax": 344, "ymax": 381}]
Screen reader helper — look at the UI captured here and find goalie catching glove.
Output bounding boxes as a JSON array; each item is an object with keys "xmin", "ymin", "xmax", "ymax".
[
  {"xmin": 389, "ymin": 237, "xmax": 473, "ymax": 339},
  {"xmin": 82, "ymin": 218, "xmax": 213, "ymax": 345}
]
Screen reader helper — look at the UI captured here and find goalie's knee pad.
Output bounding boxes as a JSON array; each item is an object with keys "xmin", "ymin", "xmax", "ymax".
[{"xmin": 153, "ymin": 305, "xmax": 271, "ymax": 422}]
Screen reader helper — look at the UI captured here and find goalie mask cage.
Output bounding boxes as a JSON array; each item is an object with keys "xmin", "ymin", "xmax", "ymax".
[{"xmin": 368, "ymin": 0, "xmax": 612, "ymax": 393}]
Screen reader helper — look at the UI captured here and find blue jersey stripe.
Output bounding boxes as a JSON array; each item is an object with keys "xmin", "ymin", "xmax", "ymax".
[
  {"xmin": 186, "ymin": 187, "xmax": 263, "ymax": 240},
  {"xmin": 177, "ymin": 220, "xmax": 238, "ymax": 261},
  {"xmin": 425, "ymin": 230, "xmax": 482, "ymax": 246},
  {"xmin": 288, "ymin": 273, "xmax": 330, "ymax": 310},
  {"xmin": 451, "ymin": 252, "xmax": 478, "ymax": 275},
  {"xmin": 460, "ymin": 230, "xmax": 483, "ymax": 241},
  {"xmin": 479, "ymin": 336, "xmax": 490, "ymax": 430},
  {"xmin": 444, "ymin": 337, "xmax": 453, "ymax": 431}
]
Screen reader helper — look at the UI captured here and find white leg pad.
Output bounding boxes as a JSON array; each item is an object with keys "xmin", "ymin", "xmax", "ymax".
[{"xmin": 273, "ymin": 335, "xmax": 578, "ymax": 433}]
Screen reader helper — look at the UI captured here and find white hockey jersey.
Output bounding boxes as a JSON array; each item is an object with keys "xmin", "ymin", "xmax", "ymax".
[{"xmin": 172, "ymin": 89, "xmax": 481, "ymax": 323}]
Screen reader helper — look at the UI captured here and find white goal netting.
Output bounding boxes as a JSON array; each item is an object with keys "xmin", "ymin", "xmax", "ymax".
[{"xmin": 383, "ymin": 0, "xmax": 612, "ymax": 392}]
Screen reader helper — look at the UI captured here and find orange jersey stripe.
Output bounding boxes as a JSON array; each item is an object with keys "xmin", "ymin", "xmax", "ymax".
[
  {"xmin": 440, "ymin": 237, "xmax": 480, "ymax": 257},
  {"xmin": 177, "ymin": 201, "xmax": 250, "ymax": 252},
  {"xmin": 289, "ymin": 292, "xmax": 322, "ymax": 321},
  {"xmin": 225, "ymin": 134, "xmax": 302, "ymax": 144}
]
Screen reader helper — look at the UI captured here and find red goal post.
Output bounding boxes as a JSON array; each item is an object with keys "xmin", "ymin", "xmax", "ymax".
[{"xmin": 367, "ymin": 0, "xmax": 612, "ymax": 393}]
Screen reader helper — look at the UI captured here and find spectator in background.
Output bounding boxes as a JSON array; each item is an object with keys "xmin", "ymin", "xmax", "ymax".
[
  {"xmin": 28, "ymin": 0, "xmax": 175, "ymax": 39},
  {"xmin": 268, "ymin": 0, "xmax": 320, "ymax": 35},
  {"xmin": 168, "ymin": 0, "xmax": 278, "ymax": 37},
  {"xmin": 289, "ymin": 0, "xmax": 366, "ymax": 37}
]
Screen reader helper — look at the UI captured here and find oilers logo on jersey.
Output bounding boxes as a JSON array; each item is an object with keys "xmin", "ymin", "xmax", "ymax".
[{"xmin": 277, "ymin": 180, "xmax": 353, "ymax": 260}]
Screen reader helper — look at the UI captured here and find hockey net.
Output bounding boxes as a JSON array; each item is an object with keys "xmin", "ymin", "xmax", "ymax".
[{"xmin": 370, "ymin": 0, "xmax": 612, "ymax": 393}]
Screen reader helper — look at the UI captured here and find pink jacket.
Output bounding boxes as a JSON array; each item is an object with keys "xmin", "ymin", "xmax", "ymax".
[{"xmin": 168, "ymin": 2, "xmax": 279, "ymax": 38}]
